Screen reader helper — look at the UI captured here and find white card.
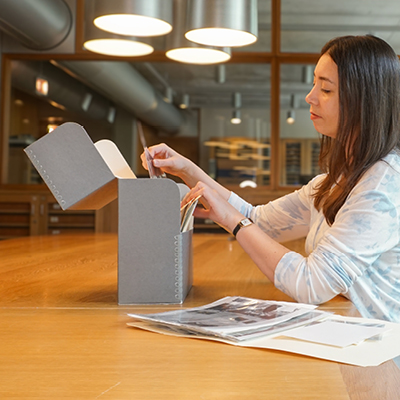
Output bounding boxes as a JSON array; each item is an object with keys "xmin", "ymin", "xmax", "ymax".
[{"xmin": 282, "ymin": 319, "xmax": 390, "ymax": 348}]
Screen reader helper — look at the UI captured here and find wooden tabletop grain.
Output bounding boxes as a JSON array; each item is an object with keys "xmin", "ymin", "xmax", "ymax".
[{"xmin": 0, "ymin": 233, "xmax": 399, "ymax": 399}]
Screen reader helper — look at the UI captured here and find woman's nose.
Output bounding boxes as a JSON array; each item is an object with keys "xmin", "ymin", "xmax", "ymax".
[{"xmin": 305, "ymin": 87, "xmax": 316, "ymax": 105}]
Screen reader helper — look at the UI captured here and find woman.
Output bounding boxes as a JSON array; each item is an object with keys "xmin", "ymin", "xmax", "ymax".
[{"xmin": 141, "ymin": 35, "xmax": 400, "ymax": 322}]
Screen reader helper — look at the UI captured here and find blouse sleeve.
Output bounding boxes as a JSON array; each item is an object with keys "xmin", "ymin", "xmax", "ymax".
[
  {"xmin": 274, "ymin": 187, "xmax": 400, "ymax": 304},
  {"xmin": 229, "ymin": 177, "xmax": 319, "ymax": 242}
]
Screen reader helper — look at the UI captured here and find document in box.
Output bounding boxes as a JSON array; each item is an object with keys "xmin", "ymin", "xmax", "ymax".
[
  {"xmin": 180, "ymin": 195, "xmax": 201, "ymax": 232},
  {"xmin": 137, "ymin": 121, "xmax": 166, "ymax": 179}
]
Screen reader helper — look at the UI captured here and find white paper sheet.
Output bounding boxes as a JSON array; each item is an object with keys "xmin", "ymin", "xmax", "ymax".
[
  {"xmin": 94, "ymin": 139, "xmax": 136, "ymax": 179},
  {"xmin": 281, "ymin": 319, "xmax": 390, "ymax": 347},
  {"xmin": 128, "ymin": 314, "xmax": 400, "ymax": 367}
]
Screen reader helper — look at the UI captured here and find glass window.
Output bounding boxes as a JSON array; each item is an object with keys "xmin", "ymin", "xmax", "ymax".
[
  {"xmin": 279, "ymin": 63, "xmax": 321, "ymax": 186},
  {"xmin": 196, "ymin": 63, "xmax": 271, "ymax": 188},
  {"xmin": 133, "ymin": 61, "xmax": 272, "ymax": 186},
  {"xmin": 8, "ymin": 60, "xmax": 271, "ymax": 188},
  {"xmin": 8, "ymin": 60, "xmax": 116, "ymax": 184},
  {"xmin": 240, "ymin": 0, "xmax": 271, "ymax": 53},
  {"xmin": 138, "ymin": 62, "xmax": 272, "ymax": 187},
  {"xmin": 281, "ymin": 0, "xmax": 400, "ymax": 54}
]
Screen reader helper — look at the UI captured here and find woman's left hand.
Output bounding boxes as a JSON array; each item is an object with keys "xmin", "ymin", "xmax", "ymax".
[{"xmin": 182, "ymin": 181, "xmax": 244, "ymax": 234}]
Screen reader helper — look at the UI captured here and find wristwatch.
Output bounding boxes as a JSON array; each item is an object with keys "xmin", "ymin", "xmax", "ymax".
[{"xmin": 232, "ymin": 218, "xmax": 253, "ymax": 237}]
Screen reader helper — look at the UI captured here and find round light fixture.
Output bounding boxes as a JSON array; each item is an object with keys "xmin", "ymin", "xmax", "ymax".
[
  {"xmin": 95, "ymin": 14, "xmax": 172, "ymax": 37},
  {"xmin": 84, "ymin": 38, "xmax": 154, "ymax": 57},
  {"xmin": 185, "ymin": 0, "xmax": 258, "ymax": 47},
  {"xmin": 186, "ymin": 27, "xmax": 257, "ymax": 48},
  {"xmin": 286, "ymin": 110, "xmax": 295, "ymax": 125},
  {"xmin": 166, "ymin": 0, "xmax": 231, "ymax": 65},
  {"xmin": 179, "ymin": 94, "xmax": 190, "ymax": 109},
  {"xmin": 166, "ymin": 47, "xmax": 231, "ymax": 65},
  {"xmin": 93, "ymin": 0, "xmax": 173, "ymax": 37},
  {"xmin": 84, "ymin": 3, "xmax": 154, "ymax": 57},
  {"xmin": 231, "ymin": 110, "xmax": 242, "ymax": 124}
]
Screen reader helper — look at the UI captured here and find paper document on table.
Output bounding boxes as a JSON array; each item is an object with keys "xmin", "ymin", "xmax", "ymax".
[
  {"xmin": 127, "ymin": 296, "xmax": 400, "ymax": 366},
  {"xmin": 127, "ymin": 296, "xmax": 325, "ymax": 342},
  {"xmin": 281, "ymin": 319, "xmax": 390, "ymax": 347}
]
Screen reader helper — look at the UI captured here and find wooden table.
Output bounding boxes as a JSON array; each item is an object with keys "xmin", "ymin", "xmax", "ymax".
[{"xmin": 0, "ymin": 233, "xmax": 399, "ymax": 399}]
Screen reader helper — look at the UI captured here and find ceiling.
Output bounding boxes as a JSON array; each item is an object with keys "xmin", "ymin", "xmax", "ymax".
[
  {"xmin": 4, "ymin": 0, "xmax": 400, "ymax": 125},
  {"xmin": 90, "ymin": 0, "xmax": 400, "ymax": 111},
  {"xmin": 133, "ymin": 0, "xmax": 400, "ymax": 110}
]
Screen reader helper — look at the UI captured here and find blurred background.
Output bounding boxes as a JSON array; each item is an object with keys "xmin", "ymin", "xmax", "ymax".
[{"xmin": 1, "ymin": 0, "xmax": 400, "ymax": 237}]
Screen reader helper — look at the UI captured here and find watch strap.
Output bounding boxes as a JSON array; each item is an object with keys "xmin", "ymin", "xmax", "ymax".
[{"xmin": 232, "ymin": 218, "xmax": 253, "ymax": 237}]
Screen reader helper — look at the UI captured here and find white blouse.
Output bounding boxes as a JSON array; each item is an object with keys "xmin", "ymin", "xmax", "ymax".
[{"xmin": 229, "ymin": 152, "xmax": 400, "ymax": 322}]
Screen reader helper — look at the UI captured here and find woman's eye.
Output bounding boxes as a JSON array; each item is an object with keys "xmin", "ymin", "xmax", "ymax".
[{"xmin": 321, "ymin": 89, "xmax": 331, "ymax": 93}]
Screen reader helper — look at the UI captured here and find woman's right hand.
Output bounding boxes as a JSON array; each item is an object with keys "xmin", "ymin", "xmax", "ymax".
[
  {"xmin": 140, "ymin": 143, "xmax": 193, "ymax": 180},
  {"xmin": 141, "ymin": 143, "xmax": 231, "ymax": 200}
]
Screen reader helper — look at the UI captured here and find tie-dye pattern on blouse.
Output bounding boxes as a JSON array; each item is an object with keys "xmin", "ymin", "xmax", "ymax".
[{"xmin": 228, "ymin": 152, "xmax": 400, "ymax": 322}]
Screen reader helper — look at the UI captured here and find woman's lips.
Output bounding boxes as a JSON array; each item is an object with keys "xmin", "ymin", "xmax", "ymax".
[{"xmin": 310, "ymin": 111, "xmax": 321, "ymax": 120}]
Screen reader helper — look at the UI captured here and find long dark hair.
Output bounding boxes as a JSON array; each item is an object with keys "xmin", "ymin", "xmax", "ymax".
[{"xmin": 313, "ymin": 35, "xmax": 400, "ymax": 225}]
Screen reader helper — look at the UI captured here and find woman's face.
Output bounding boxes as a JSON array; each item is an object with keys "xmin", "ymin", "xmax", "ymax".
[{"xmin": 305, "ymin": 54, "xmax": 339, "ymax": 138}]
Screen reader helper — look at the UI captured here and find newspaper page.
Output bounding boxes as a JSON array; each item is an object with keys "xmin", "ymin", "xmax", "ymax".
[{"xmin": 127, "ymin": 296, "xmax": 329, "ymax": 342}]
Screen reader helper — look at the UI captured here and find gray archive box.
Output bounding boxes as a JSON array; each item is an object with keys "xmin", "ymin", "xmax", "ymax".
[{"xmin": 24, "ymin": 122, "xmax": 193, "ymax": 304}]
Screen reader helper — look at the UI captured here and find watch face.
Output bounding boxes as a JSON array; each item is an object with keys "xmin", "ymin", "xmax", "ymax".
[{"xmin": 241, "ymin": 218, "xmax": 252, "ymax": 227}]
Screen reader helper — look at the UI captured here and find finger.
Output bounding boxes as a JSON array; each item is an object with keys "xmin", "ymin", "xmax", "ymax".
[
  {"xmin": 147, "ymin": 143, "xmax": 171, "ymax": 159},
  {"xmin": 193, "ymin": 182, "xmax": 213, "ymax": 207},
  {"xmin": 198, "ymin": 196, "xmax": 210, "ymax": 210},
  {"xmin": 181, "ymin": 191, "xmax": 192, "ymax": 206},
  {"xmin": 140, "ymin": 152, "xmax": 149, "ymax": 170},
  {"xmin": 181, "ymin": 186, "xmax": 204, "ymax": 206},
  {"xmin": 152, "ymin": 159, "xmax": 173, "ymax": 177},
  {"xmin": 194, "ymin": 207, "xmax": 210, "ymax": 219}
]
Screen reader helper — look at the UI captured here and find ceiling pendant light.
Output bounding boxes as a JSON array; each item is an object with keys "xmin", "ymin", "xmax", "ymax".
[
  {"xmin": 232, "ymin": 92, "xmax": 242, "ymax": 109},
  {"xmin": 216, "ymin": 64, "xmax": 226, "ymax": 83},
  {"xmin": 286, "ymin": 94, "xmax": 297, "ymax": 124},
  {"xmin": 84, "ymin": 1, "xmax": 154, "ymax": 57},
  {"xmin": 185, "ymin": 0, "xmax": 258, "ymax": 48},
  {"xmin": 179, "ymin": 94, "xmax": 190, "ymax": 109},
  {"xmin": 166, "ymin": 46, "xmax": 231, "ymax": 65},
  {"xmin": 83, "ymin": 34, "xmax": 154, "ymax": 57},
  {"xmin": 166, "ymin": 0, "xmax": 231, "ymax": 65},
  {"xmin": 231, "ymin": 92, "xmax": 242, "ymax": 124},
  {"xmin": 163, "ymin": 87, "xmax": 173, "ymax": 103},
  {"xmin": 231, "ymin": 110, "xmax": 242, "ymax": 124},
  {"xmin": 93, "ymin": 0, "xmax": 173, "ymax": 37},
  {"xmin": 286, "ymin": 110, "xmax": 295, "ymax": 125}
]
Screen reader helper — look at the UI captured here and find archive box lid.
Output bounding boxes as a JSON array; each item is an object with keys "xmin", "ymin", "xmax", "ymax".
[{"xmin": 24, "ymin": 122, "xmax": 136, "ymax": 210}]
